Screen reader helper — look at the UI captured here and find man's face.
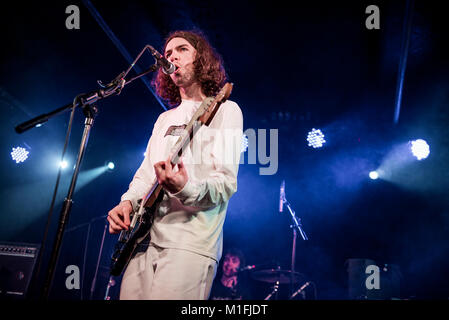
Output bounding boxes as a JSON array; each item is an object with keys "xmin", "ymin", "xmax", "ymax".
[
  {"xmin": 164, "ymin": 37, "xmax": 197, "ymax": 88},
  {"xmin": 222, "ymin": 254, "xmax": 241, "ymax": 277}
]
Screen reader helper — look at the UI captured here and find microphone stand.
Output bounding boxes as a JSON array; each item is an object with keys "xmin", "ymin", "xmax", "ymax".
[
  {"xmin": 280, "ymin": 190, "xmax": 308, "ymax": 297},
  {"xmin": 16, "ymin": 45, "xmax": 163, "ymax": 299}
]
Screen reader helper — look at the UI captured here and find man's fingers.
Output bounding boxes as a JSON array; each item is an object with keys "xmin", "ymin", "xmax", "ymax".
[
  {"xmin": 177, "ymin": 158, "xmax": 188, "ymax": 181},
  {"xmin": 108, "ymin": 211, "xmax": 128, "ymax": 230},
  {"xmin": 154, "ymin": 161, "xmax": 165, "ymax": 170},
  {"xmin": 178, "ymin": 157, "xmax": 187, "ymax": 174},
  {"xmin": 107, "ymin": 216, "xmax": 121, "ymax": 234},
  {"xmin": 122, "ymin": 207, "xmax": 131, "ymax": 226},
  {"xmin": 108, "ymin": 224, "xmax": 117, "ymax": 234},
  {"xmin": 154, "ymin": 161, "xmax": 167, "ymax": 184},
  {"xmin": 154, "ymin": 161, "xmax": 165, "ymax": 175},
  {"xmin": 165, "ymin": 157, "xmax": 173, "ymax": 177}
]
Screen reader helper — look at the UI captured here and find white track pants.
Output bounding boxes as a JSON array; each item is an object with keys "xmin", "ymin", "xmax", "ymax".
[{"xmin": 119, "ymin": 244, "xmax": 217, "ymax": 300}]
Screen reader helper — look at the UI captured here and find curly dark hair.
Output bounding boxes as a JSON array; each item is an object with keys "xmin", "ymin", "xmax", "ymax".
[
  {"xmin": 225, "ymin": 248, "xmax": 246, "ymax": 268},
  {"xmin": 152, "ymin": 30, "xmax": 227, "ymax": 107}
]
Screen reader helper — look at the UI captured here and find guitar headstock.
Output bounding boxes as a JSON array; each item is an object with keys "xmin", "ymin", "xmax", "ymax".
[
  {"xmin": 199, "ymin": 83, "xmax": 234, "ymax": 126},
  {"xmin": 217, "ymin": 82, "xmax": 233, "ymax": 102}
]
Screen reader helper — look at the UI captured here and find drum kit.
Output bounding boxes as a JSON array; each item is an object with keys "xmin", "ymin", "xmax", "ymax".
[{"xmin": 250, "ymin": 266, "xmax": 308, "ymax": 300}]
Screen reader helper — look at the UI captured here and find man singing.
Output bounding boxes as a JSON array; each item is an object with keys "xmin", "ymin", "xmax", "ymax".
[{"xmin": 107, "ymin": 30, "xmax": 243, "ymax": 300}]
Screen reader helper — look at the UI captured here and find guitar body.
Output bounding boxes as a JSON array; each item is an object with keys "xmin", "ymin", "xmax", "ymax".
[
  {"xmin": 109, "ymin": 83, "xmax": 233, "ymax": 277},
  {"xmin": 110, "ymin": 185, "xmax": 164, "ymax": 276}
]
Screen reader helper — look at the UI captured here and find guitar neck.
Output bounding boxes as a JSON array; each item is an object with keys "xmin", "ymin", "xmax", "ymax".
[
  {"xmin": 140, "ymin": 98, "xmax": 212, "ymax": 208},
  {"xmin": 169, "ymin": 96, "xmax": 214, "ymax": 166}
]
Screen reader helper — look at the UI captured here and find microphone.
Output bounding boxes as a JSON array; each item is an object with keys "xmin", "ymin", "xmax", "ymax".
[
  {"xmin": 148, "ymin": 46, "xmax": 176, "ymax": 75},
  {"xmin": 279, "ymin": 180, "xmax": 285, "ymax": 213},
  {"xmin": 238, "ymin": 265, "xmax": 257, "ymax": 272}
]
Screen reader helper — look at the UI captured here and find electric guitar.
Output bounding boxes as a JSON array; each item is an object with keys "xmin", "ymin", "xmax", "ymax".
[{"xmin": 110, "ymin": 83, "xmax": 233, "ymax": 276}]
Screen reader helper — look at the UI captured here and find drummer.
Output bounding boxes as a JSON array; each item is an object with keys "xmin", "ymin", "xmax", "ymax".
[{"xmin": 209, "ymin": 248, "xmax": 252, "ymax": 300}]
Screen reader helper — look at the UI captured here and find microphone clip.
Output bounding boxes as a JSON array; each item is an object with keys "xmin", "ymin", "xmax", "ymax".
[{"xmin": 97, "ymin": 71, "xmax": 126, "ymax": 91}]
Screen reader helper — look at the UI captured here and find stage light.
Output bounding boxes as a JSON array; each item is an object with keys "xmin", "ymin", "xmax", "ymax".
[
  {"xmin": 410, "ymin": 139, "xmax": 430, "ymax": 160},
  {"xmin": 369, "ymin": 171, "xmax": 379, "ymax": 180},
  {"xmin": 241, "ymin": 134, "xmax": 249, "ymax": 153},
  {"xmin": 11, "ymin": 147, "xmax": 29, "ymax": 163},
  {"xmin": 60, "ymin": 160, "xmax": 68, "ymax": 169},
  {"xmin": 107, "ymin": 162, "xmax": 115, "ymax": 170},
  {"xmin": 307, "ymin": 128, "xmax": 326, "ymax": 148}
]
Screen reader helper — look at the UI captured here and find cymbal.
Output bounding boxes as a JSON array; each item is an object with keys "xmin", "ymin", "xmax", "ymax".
[{"xmin": 251, "ymin": 269, "xmax": 305, "ymax": 284}]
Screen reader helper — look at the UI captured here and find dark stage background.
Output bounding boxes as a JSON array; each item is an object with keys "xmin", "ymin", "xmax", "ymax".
[{"xmin": 0, "ymin": 1, "xmax": 448, "ymax": 300}]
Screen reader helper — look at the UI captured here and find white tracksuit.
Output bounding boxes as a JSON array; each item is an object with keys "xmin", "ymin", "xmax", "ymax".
[{"xmin": 119, "ymin": 99, "xmax": 243, "ymax": 299}]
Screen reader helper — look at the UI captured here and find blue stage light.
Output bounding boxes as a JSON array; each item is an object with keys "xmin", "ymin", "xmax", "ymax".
[
  {"xmin": 11, "ymin": 147, "xmax": 29, "ymax": 163},
  {"xmin": 369, "ymin": 171, "xmax": 379, "ymax": 180},
  {"xmin": 107, "ymin": 162, "xmax": 115, "ymax": 170},
  {"xmin": 307, "ymin": 128, "xmax": 326, "ymax": 148},
  {"xmin": 410, "ymin": 139, "xmax": 430, "ymax": 160},
  {"xmin": 60, "ymin": 160, "xmax": 68, "ymax": 169}
]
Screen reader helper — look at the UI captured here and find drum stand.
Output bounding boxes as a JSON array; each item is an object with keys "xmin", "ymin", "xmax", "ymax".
[{"xmin": 264, "ymin": 280, "xmax": 280, "ymax": 300}]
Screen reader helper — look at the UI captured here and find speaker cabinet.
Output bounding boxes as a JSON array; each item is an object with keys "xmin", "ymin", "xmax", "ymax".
[{"xmin": 0, "ymin": 242, "xmax": 39, "ymax": 299}]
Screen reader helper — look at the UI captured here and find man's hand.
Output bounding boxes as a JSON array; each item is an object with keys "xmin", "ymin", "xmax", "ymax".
[
  {"xmin": 107, "ymin": 200, "xmax": 132, "ymax": 234},
  {"xmin": 154, "ymin": 156, "xmax": 188, "ymax": 194}
]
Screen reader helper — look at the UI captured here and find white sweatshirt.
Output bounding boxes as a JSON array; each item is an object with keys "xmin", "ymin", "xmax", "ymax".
[{"xmin": 121, "ymin": 99, "xmax": 243, "ymax": 262}]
